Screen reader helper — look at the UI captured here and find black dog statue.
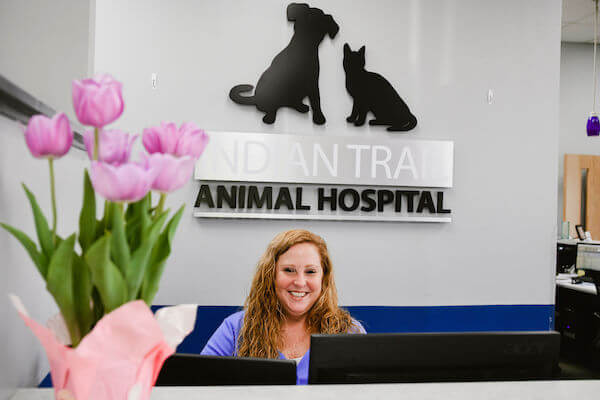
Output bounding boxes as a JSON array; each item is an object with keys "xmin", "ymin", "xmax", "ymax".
[{"xmin": 229, "ymin": 3, "xmax": 339, "ymax": 125}]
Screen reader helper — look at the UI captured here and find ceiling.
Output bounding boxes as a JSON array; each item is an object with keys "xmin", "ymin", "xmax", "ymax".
[{"xmin": 563, "ymin": 0, "xmax": 600, "ymax": 42}]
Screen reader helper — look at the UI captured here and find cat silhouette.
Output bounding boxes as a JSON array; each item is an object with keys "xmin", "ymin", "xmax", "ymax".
[{"xmin": 343, "ymin": 43, "xmax": 417, "ymax": 132}]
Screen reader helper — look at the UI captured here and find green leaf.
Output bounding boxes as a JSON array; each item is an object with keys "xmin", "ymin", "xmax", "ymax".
[
  {"xmin": 141, "ymin": 205, "xmax": 185, "ymax": 304},
  {"xmin": 0, "ymin": 222, "xmax": 48, "ymax": 278},
  {"xmin": 125, "ymin": 193, "xmax": 151, "ymax": 254},
  {"xmin": 91, "ymin": 287, "xmax": 104, "ymax": 324},
  {"xmin": 94, "ymin": 200, "xmax": 114, "ymax": 239},
  {"xmin": 78, "ymin": 170, "xmax": 97, "ymax": 253},
  {"xmin": 139, "ymin": 193, "xmax": 152, "ymax": 236},
  {"xmin": 125, "ymin": 202, "xmax": 136, "ymax": 221},
  {"xmin": 46, "ymin": 234, "xmax": 80, "ymax": 346},
  {"xmin": 72, "ymin": 254, "xmax": 94, "ymax": 344},
  {"xmin": 102, "ymin": 200, "xmax": 113, "ymax": 232},
  {"xmin": 110, "ymin": 202, "xmax": 130, "ymax": 275},
  {"xmin": 22, "ymin": 184, "xmax": 54, "ymax": 259},
  {"xmin": 85, "ymin": 233, "xmax": 128, "ymax": 313},
  {"xmin": 125, "ymin": 215, "xmax": 142, "ymax": 252},
  {"xmin": 125, "ymin": 210, "xmax": 168, "ymax": 301}
]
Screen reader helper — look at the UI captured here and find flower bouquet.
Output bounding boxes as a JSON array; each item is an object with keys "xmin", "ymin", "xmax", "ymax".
[{"xmin": 3, "ymin": 74, "xmax": 208, "ymax": 400}]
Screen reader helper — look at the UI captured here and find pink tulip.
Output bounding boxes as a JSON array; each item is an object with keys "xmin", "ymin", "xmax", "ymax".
[
  {"xmin": 140, "ymin": 153, "xmax": 195, "ymax": 193},
  {"xmin": 72, "ymin": 74, "xmax": 124, "ymax": 128},
  {"xmin": 24, "ymin": 113, "xmax": 73, "ymax": 158},
  {"xmin": 83, "ymin": 129, "xmax": 138, "ymax": 166},
  {"xmin": 142, "ymin": 122, "xmax": 208, "ymax": 159},
  {"xmin": 89, "ymin": 161, "xmax": 158, "ymax": 202}
]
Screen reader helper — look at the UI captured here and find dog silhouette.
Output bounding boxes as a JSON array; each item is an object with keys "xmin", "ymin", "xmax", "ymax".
[{"xmin": 229, "ymin": 3, "xmax": 339, "ymax": 125}]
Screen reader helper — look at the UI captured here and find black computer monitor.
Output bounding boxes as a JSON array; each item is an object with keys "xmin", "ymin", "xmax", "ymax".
[
  {"xmin": 308, "ymin": 331, "xmax": 560, "ymax": 384},
  {"xmin": 156, "ymin": 354, "xmax": 296, "ymax": 386},
  {"xmin": 576, "ymin": 242, "xmax": 600, "ymax": 294}
]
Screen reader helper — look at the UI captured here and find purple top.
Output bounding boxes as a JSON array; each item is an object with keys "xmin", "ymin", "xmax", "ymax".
[{"xmin": 200, "ymin": 310, "xmax": 366, "ymax": 385}]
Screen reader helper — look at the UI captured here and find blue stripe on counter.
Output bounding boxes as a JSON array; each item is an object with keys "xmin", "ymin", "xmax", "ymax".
[{"xmin": 38, "ymin": 304, "xmax": 554, "ymax": 387}]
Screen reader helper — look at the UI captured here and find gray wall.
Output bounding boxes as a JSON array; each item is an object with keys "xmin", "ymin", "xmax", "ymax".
[
  {"xmin": 0, "ymin": 0, "xmax": 92, "ymax": 121},
  {"xmin": 0, "ymin": 116, "xmax": 89, "ymax": 399},
  {"xmin": 0, "ymin": 1, "xmax": 91, "ymax": 399},
  {"xmin": 0, "ymin": 0, "xmax": 562, "ymax": 396},
  {"xmin": 559, "ymin": 42, "xmax": 600, "ymax": 229},
  {"xmin": 93, "ymin": 0, "xmax": 561, "ymax": 307}
]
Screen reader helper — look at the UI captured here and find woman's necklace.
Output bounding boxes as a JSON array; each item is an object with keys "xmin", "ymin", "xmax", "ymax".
[
  {"xmin": 282, "ymin": 324, "xmax": 311, "ymax": 359},
  {"xmin": 286, "ymin": 335, "xmax": 308, "ymax": 358}
]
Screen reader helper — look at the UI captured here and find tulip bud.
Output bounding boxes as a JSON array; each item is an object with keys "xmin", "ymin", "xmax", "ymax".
[
  {"xmin": 83, "ymin": 129, "xmax": 138, "ymax": 166},
  {"xmin": 72, "ymin": 74, "xmax": 124, "ymax": 128},
  {"xmin": 24, "ymin": 113, "xmax": 73, "ymax": 159},
  {"xmin": 89, "ymin": 161, "xmax": 158, "ymax": 203},
  {"xmin": 140, "ymin": 153, "xmax": 195, "ymax": 193},
  {"xmin": 142, "ymin": 122, "xmax": 208, "ymax": 159}
]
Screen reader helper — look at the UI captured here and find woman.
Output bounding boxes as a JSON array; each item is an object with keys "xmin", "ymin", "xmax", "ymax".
[{"xmin": 201, "ymin": 229, "xmax": 365, "ymax": 385}]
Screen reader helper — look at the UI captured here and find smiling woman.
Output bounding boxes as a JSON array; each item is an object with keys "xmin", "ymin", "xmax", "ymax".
[{"xmin": 201, "ymin": 229, "xmax": 365, "ymax": 385}]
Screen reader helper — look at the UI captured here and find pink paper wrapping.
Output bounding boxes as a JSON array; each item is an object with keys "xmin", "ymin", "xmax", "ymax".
[{"xmin": 14, "ymin": 299, "xmax": 175, "ymax": 400}]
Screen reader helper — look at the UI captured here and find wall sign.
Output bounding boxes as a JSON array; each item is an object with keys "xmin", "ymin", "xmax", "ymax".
[
  {"xmin": 193, "ymin": 182, "xmax": 451, "ymax": 222},
  {"xmin": 218, "ymin": 1, "xmax": 441, "ymax": 221},
  {"xmin": 194, "ymin": 132, "xmax": 454, "ymax": 222},
  {"xmin": 195, "ymin": 132, "xmax": 452, "ymax": 187},
  {"xmin": 228, "ymin": 3, "xmax": 417, "ymax": 132}
]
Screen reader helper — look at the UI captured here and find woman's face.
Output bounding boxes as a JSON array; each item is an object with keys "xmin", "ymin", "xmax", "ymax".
[{"xmin": 275, "ymin": 242, "xmax": 324, "ymax": 320}]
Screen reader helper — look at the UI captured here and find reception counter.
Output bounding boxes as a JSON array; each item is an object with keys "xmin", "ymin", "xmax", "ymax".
[{"xmin": 11, "ymin": 380, "xmax": 600, "ymax": 400}]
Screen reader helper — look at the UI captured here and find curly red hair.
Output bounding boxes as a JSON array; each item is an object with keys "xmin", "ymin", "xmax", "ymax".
[{"xmin": 237, "ymin": 229, "xmax": 357, "ymax": 358}]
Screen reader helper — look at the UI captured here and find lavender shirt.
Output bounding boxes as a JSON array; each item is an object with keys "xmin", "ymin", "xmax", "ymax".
[{"xmin": 200, "ymin": 311, "xmax": 366, "ymax": 385}]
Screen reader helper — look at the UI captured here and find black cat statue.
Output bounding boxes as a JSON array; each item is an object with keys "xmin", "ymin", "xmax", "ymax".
[{"xmin": 343, "ymin": 43, "xmax": 417, "ymax": 132}]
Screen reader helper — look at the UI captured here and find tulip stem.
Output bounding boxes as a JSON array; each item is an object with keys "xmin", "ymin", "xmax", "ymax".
[
  {"xmin": 93, "ymin": 127, "xmax": 99, "ymax": 161},
  {"xmin": 48, "ymin": 158, "xmax": 57, "ymax": 245},
  {"xmin": 103, "ymin": 200, "xmax": 110, "ymax": 234},
  {"xmin": 157, "ymin": 193, "xmax": 166, "ymax": 215}
]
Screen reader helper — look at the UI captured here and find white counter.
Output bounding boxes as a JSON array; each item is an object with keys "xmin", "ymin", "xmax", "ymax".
[
  {"xmin": 556, "ymin": 279, "xmax": 597, "ymax": 295},
  {"xmin": 11, "ymin": 380, "xmax": 600, "ymax": 400}
]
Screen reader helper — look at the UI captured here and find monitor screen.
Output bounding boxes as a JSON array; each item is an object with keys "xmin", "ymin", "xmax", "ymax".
[
  {"xmin": 156, "ymin": 354, "xmax": 296, "ymax": 386},
  {"xmin": 577, "ymin": 243, "xmax": 600, "ymax": 272},
  {"xmin": 308, "ymin": 331, "xmax": 560, "ymax": 384}
]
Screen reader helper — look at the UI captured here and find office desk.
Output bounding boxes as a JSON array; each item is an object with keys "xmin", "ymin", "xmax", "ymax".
[
  {"xmin": 555, "ymin": 277, "xmax": 600, "ymax": 369},
  {"xmin": 10, "ymin": 381, "xmax": 600, "ymax": 400},
  {"xmin": 556, "ymin": 280, "xmax": 597, "ymax": 295}
]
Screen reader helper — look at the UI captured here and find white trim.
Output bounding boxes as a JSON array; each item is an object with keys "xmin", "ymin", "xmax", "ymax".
[{"xmin": 193, "ymin": 210, "xmax": 451, "ymax": 222}]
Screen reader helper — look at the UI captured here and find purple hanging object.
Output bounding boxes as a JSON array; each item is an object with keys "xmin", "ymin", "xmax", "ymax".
[{"xmin": 587, "ymin": 114, "xmax": 600, "ymax": 136}]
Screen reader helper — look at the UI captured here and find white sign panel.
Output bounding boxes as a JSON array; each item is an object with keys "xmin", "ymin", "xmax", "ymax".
[{"xmin": 195, "ymin": 132, "xmax": 454, "ymax": 188}]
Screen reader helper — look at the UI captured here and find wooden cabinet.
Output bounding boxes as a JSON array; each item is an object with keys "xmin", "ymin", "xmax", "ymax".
[{"xmin": 564, "ymin": 154, "xmax": 600, "ymax": 239}]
